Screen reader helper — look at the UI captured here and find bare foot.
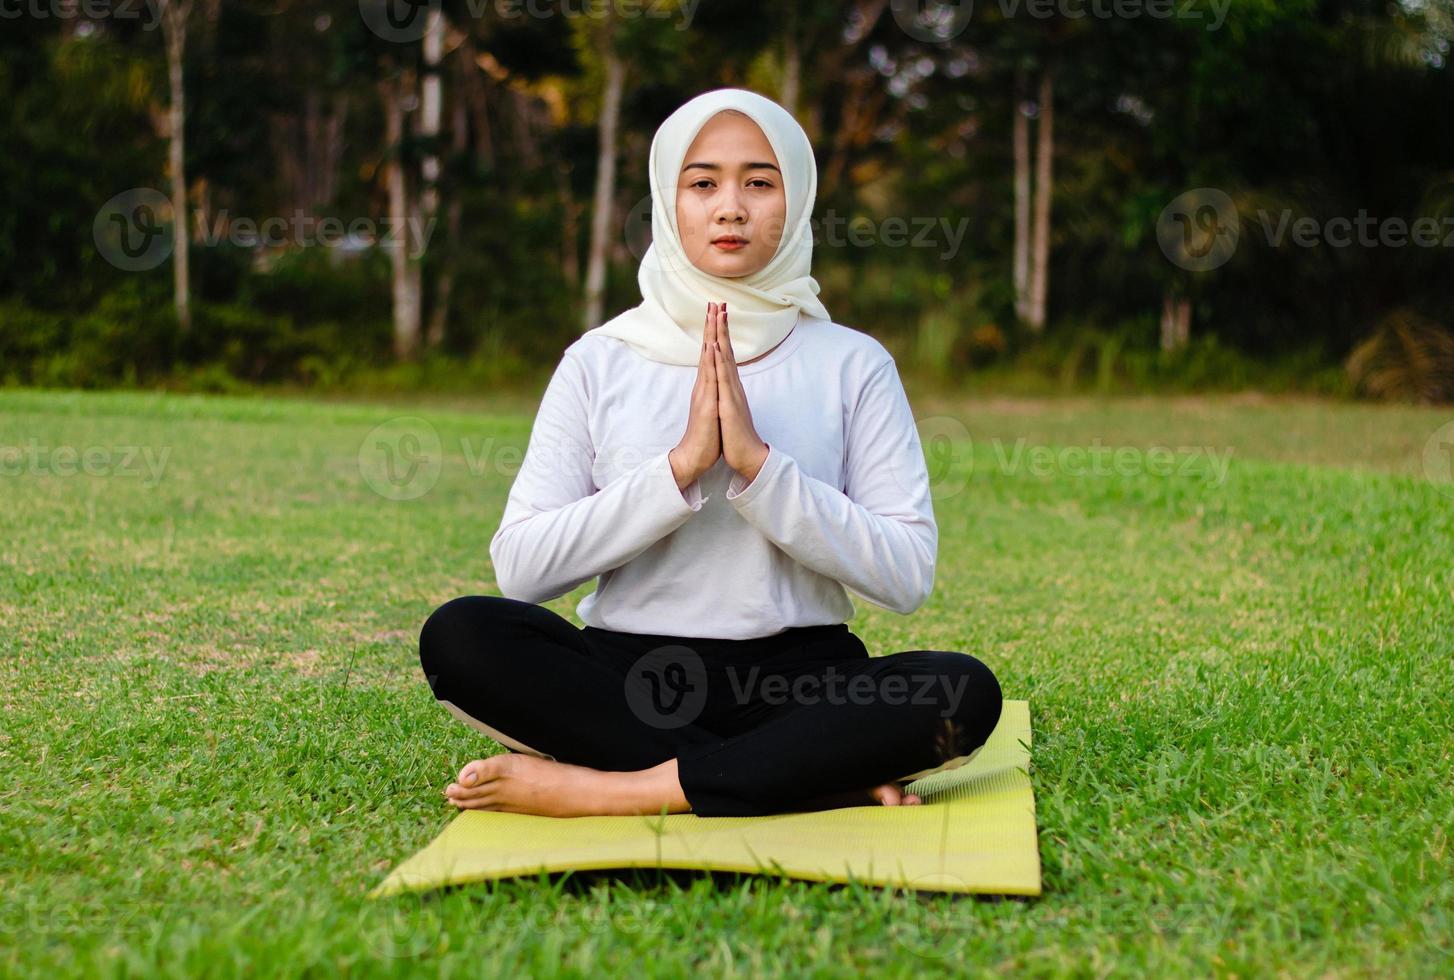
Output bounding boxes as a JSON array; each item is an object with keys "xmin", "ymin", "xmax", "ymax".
[
  {"xmin": 870, "ymin": 781, "xmax": 922, "ymax": 806},
  {"xmin": 443, "ymin": 754, "xmax": 689, "ymax": 817},
  {"xmin": 792, "ymin": 781, "xmax": 923, "ymax": 812}
]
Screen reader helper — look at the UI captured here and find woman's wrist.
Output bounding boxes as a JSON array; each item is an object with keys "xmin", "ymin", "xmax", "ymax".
[{"xmin": 668, "ymin": 446, "xmax": 694, "ymax": 490}]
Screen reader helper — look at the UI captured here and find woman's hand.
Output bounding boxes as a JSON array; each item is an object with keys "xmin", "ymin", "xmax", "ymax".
[
  {"xmin": 713, "ymin": 302, "xmax": 771, "ymax": 485},
  {"xmin": 668, "ymin": 302, "xmax": 724, "ymax": 490}
]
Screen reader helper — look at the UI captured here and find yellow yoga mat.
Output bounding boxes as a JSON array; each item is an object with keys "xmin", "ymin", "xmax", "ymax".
[{"xmin": 371, "ymin": 699, "xmax": 1039, "ymax": 898}]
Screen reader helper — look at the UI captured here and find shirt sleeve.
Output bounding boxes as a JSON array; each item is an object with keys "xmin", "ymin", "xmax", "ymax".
[
  {"xmin": 489, "ymin": 350, "xmax": 706, "ymax": 604},
  {"xmin": 723, "ymin": 358, "xmax": 938, "ymax": 614}
]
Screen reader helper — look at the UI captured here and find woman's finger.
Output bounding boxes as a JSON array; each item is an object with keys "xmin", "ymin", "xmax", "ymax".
[
  {"xmin": 696, "ymin": 316, "xmax": 711, "ymax": 392},
  {"xmin": 705, "ymin": 325, "xmax": 719, "ymax": 399},
  {"xmin": 719, "ymin": 303, "xmax": 735, "ymax": 367},
  {"xmin": 713, "ymin": 342, "xmax": 734, "ymax": 411}
]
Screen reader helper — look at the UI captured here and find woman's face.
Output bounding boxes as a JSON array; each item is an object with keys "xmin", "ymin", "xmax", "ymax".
[{"xmin": 674, "ymin": 110, "xmax": 788, "ymax": 278}]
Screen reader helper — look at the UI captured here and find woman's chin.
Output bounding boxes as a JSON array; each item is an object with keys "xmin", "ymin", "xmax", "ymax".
[{"xmin": 693, "ymin": 255, "xmax": 766, "ymax": 279}]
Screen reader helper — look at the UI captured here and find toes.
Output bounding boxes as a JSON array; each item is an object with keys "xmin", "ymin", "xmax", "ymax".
[
  {"xmin": 450, "ymin": 792, "xmax": 498, "ymax": 811},
  {"xmin": 457, "ymin": 759, "xmax": 486, "ymax": 786},
  {"xmin": 457, "ymin": 756, "xmax": 511, "ymax": 788}
]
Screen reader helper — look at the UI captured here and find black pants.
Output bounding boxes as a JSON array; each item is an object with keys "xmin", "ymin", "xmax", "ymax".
[{"xmin": 418, "ymin": 595, "xmax": 1004, "ymax": 817}]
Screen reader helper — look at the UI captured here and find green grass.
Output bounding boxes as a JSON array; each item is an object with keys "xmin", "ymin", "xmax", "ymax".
[{"xmin": 2, "ymin": 387, "xmax": 1451, "ymax": 977}]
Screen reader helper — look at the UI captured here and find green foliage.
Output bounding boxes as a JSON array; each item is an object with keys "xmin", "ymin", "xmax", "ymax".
[
  {"xmin": 958, "ymin": 322, "xmax": 1349, "ymax": 398},
  {"xmin": 3, "ymin": 2, "xmax": 1452, "ymax": 396}
]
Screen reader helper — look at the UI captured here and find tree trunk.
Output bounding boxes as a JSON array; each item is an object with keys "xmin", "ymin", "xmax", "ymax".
[
  {"xmin": 582, "ymin": 41, "xmax": 624, "ymax": 331},
  {"xmin": 1012, "ymin": 67, "xmax": 1031, "ymax": 326},
  {"xmin": 271, "ymin": 90, "xmax": 349, "ymax": 217},
  {"xmin": 781, "ymin": 0, "xmax": 801, "ymax": 116},
  {"xmin": 419, "ymin": 8, "xmax": 444, "ymax": 219},
  {"xmin": 557, "ymin": 160, "xmax": 580, "ymax": 291},
  {"xmin": 1160, "ymin": 292, "xmax": 1191, "ymax": 351},
  {"xmin": 1027, "ymin": 68, "xmax": 1054, "ymax": 333},
  {"xmin": 427, "ymin": 52, "xmax": 470, "ymax": 350},
  {"xmin": 161, "ymin": 0, "xmax": 193, "ymax": 333},
  {"xmin": 381, "ymin": 71, "xmax": 422, "ymax": 360},
  {"xmin": 419, "ymin": 8, "xmax": 446, "ymax": 347}
]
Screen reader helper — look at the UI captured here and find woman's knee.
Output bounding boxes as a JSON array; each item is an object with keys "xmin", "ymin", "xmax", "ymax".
[
  {"xmin": 907, "ymin": 650, "xmax": 1003, "ymax": 745},
  {"xmin": 418, "ymin": 594, "xmax": 516, "ymax": 696}
]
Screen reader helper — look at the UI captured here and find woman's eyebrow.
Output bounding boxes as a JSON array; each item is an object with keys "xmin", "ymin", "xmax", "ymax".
[{"xmin": 681, "ymin": 161, "xmax": 782, "ymax": 173}]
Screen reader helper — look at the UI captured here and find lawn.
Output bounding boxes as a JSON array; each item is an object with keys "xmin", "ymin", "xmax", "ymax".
[{"xmin": 1, "ymin": 387, "xmax": 1451, "ymax": 977}]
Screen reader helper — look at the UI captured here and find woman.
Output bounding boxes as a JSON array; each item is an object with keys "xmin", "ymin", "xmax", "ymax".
[{"xmin": 419, "ymin": 88, "xmax": 1003, "ymax": 819}]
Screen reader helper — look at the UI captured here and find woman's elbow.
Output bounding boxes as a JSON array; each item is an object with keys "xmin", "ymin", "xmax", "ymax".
[
  {"xmin": 892, "ymin": 577, "xmax": 934, "ymax": 614},
  {"xmin": 488, "ymin": 536, "xmax": 529, "ymax": 601}
]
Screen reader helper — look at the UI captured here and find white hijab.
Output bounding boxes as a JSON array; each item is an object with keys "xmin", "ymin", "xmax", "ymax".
[{"xmin": 586, "ymin": 87, "xmax": 831, "ymax": 365}]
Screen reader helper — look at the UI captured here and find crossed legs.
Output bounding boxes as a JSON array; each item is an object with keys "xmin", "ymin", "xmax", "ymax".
[{"xmin": 418, "ymin": 596, "xmax": 1003, "ymax": 818}]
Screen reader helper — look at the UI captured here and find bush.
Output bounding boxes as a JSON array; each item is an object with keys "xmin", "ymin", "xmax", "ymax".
[{"xmin": 1346, "ymin": 308, "xmax": 1454, "ymax": 404}]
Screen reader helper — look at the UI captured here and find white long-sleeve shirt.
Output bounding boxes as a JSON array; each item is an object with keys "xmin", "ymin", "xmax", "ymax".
[{"xmin": 488, "ymin": 314, "xmax": 938, "ymax": 640}]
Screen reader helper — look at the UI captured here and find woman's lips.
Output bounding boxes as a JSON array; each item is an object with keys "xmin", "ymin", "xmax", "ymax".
[{"xmin": 712, "ymin": 239, "xmax": 748, "ymax": 251}]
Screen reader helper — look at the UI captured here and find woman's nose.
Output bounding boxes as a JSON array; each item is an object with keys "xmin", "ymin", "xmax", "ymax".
[{"xmin": 714, "ymin": 187, "xmax": 746, "ymax": 222}]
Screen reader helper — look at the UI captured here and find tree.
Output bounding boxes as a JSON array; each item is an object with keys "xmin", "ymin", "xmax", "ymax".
[
  {"xmin": 581, "ymin": 10, "xmax": 625, "ymax": 332},
  {"xmin": 156, "ymin": 0, "xmax": 195, "ymax": 333}
]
